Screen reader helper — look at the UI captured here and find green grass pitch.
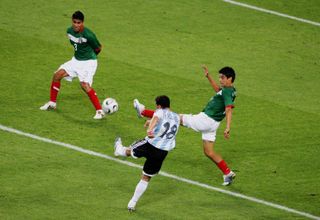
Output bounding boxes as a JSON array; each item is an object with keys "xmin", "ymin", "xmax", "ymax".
[{"xmin": 0, "ymin": 0, "xmax": 319, "ymax": 219}]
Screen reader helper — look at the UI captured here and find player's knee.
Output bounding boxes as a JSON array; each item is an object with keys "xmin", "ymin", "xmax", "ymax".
[
  {"xmin": 203, "ymin": 142, "xmax": 215, "ymax": 157},
  {"xmin": 179, "ymin": 114, "xmax": 184, "ymax": 125},
  {"xmin": 203, "ymin": 148, "xmax": 214, "ymax": 157},
  {"xmin": 81, "ymin": 82, "xmax": 91, "ymax": 92},
  {"xmin": 53, "ymin": 69, "xmax": 66, "ymax": 81},
  {"xmin": 142, "ymin": 175, "xmax": 151, "ymax": 182}
]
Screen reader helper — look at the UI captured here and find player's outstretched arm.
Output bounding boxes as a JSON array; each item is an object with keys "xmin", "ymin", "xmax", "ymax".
[
  {"xmin": 224, "ymin": 107, "xmax": 232, "ymax": 139},
  {"xmin": 202, "ymin": 65, "xmax": 220, "ymax": 93}
]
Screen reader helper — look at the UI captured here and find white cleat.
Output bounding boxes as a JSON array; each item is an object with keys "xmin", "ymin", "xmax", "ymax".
[
  {"xmin": 114, "ymin": 137, "xmax": 123, "ymax": 156},
  {"xmin": 133, "ymin": 99, "xmax": 145, "ymax": 118},
  {"xmin": 222, "ymin": 171, "xmax": 236, "ymax": 186},
  {"xmin": 93, "ymin": 110, "xmax": 105, "ymax": 120},
  {"xmin": 127, "ymin": 199, "xmax": 136, "ymax": 212},
  {"xmin": 40, "ymin": 101, "xmax": 57, "ymax": 111}
]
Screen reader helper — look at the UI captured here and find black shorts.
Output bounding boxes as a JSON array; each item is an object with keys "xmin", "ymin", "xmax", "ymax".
[{"xmin": 130, "ymin": 139, "xmax": 168, "ymax": 176}]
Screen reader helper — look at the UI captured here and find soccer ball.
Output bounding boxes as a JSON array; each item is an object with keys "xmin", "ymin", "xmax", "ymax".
[{"xmin": 102, "ymin": 98, "xmax": 119, "ymax": 114}]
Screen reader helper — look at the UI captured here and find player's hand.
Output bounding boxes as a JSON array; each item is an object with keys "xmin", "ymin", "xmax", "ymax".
[
  {"xmin": 202, "ymin": 64, "xmax": 209, "ymax": 77},
  {"xmin": 224, "ymin": 128, "xmax": 230, "ymax": 139},
  {"xmin": 147, "ymin": 130, "xmax": 154, "ymax": 138}
]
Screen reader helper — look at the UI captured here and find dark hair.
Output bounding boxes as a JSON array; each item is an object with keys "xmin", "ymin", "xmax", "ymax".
[
  {"xmin": 155, "ymin": 95, "xmax": 170, "ymax": 108},
  {"xmin": 219, "ymin": 66, "xmax": 236, "ymax": 83},
  {"xmin": 72, "ymin": 11, "xmax": 84, "ymax": 21}
]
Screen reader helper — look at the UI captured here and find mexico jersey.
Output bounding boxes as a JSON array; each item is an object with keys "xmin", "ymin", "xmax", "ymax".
[
  {"xmin": 67, "ymin": 27, "xmax": 101, "ymax": 61},
  {"xmin": 203, "ymin": 87, "xmax": 236, "ymax": 122},
  {"xmin": 146, "ymin": 108, "xmax": 180, "ymax": 151}
]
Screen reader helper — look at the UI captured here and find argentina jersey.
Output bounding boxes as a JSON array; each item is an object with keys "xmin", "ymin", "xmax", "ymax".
[{"xmin": 146, "ymin": 109, "xmax": 180, "ymax": 151}]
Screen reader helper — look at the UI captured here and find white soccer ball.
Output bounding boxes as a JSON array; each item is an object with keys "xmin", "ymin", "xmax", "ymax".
[{"xmin": 102, "ymin": 98, "xmax": 119, "ymax": 114}]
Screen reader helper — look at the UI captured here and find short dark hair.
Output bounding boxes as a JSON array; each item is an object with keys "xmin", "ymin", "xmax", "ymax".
[
  {"xmin": 219, "ymin": 66, "xmax": 236, "ymax": 83},
  {"xmin": 155, "ymin": 95, "xmax": 170, "ymax": 108},
  {"xmin": 72, "ymin": 11, "xmax": 84, "ymax": 21}
]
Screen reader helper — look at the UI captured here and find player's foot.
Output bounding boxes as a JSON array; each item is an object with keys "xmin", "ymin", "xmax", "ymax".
[
  {"xmin": 133, "ymin": 99, "xmax": 145, "ymax": 118},
  {"xmin": 114, "ymin": 137, "xmax": 123, "ymax": 156},
  {"xmin": 222, "ymin": 171, "xmax": 236, "ymax": 186},
  {"xmin": 40, "ymin": 101, "xmax": 56, "ymax": 110},
  {"xmin": 93, "ymin": 110, "xmax": 105, "ymax": 120},
  {"xmin": 127, "ymin": 199, "xmax": 136, "ymax": 212}
]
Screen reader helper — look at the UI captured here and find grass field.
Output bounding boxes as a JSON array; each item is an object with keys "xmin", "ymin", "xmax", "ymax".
[{"xmin": 1, "ymin": 0, "xmax": 319, "ymax": 219}]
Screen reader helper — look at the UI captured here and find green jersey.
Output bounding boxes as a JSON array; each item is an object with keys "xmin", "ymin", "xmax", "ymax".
[
  {"xmin": 203, "ymin": 87, "xmax": 236, "ymax": 122},
  {"xmin": 67, "ymin": 27, "xmax": 101, "ymax": 60}
]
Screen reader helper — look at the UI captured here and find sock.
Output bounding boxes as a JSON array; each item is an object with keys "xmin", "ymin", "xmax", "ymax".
[
  {"xmin": 130, "ymin": 179, "xmax": 149, "ymax": 205},
  {"xmin": 87, "ymin": 89, "xmax": 102, "ymax": 110},
  {"xmin": 216, "ymin": 160, "xmax": 231, "ymax": 175},
  {"xmin": 142, "ymin": 109, "xmax": 154, "ymax": 118},
  {"xmin": 118, "ymin": 146, "xmax": 128, "ymax": 156},
  {"xmin": 50, "ymin": 81, "xmax": 60, "ymax": 102}
]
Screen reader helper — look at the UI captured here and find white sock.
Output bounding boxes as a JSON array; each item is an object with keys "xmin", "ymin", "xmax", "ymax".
[
  {"xmin": 128, "ymin": 179, "xmax": 149, "ymax": 207},
  {"xmin": 116, "ymin": 145, "xmax": 128, "ymax": 156},
  {"xmin": 120, "ymin": 146, "xmax": 128, "ymax": 156}
]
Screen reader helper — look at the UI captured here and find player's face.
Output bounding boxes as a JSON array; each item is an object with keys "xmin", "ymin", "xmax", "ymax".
[
  {"xmin": 219, "ymin": 74, "xmax": 232, "ymax": 87},
  {"xmin": 72, "ymin": 19, "xmax": 84, "ymax": 32}
]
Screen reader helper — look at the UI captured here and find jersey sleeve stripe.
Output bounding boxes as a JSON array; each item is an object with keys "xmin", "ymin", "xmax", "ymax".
[{"xmin": 225, "ymin": 104, "xmax": 234, "ymax": 109}]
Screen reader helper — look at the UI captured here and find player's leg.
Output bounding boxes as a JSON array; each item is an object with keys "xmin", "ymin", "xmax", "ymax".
[
  {"xmin": 40, "ymin": 69, "xmax": 68, "ymax": 110},
  {"xmin": 127, "ymin": 175, "xmax": 151, "ymax": 212},
  {"xmin": 114, "ymin": 138, "xmax": 148, "ymax": 158},
  {"xmin": 77, "ymin": 59, "xmax": 104, "ymax": 119},
  {"xmin": 51, "ymin": 69, "xmax": 68, "ymax": 101},
  {"xmin": 80, "ymin": 82, "xmax": 104, "ymax": 119},
  {"xmin": 179, "ymin": 114, "xmax": 183, "ymax": 125},
  {"xmin": 127, "ymin": 145, "xmax": 167, "ymax": 211},
  {"xmin": 203, "ymin": 140, "xmax": 227, "ymax": 167},
  {"xmin": 113, "ymin": 137, "xmax": 152, "ymax": 211},
  {"xmin": 114, "ymin": 137, "xmax": 131, "ymax": 156},
  {"xmin": 202, "ymin": 140, "xmax": 235, "ymax": 186},
  {"xmin": 133, "ymin": 99, "xmax": 154, "ymax": 118}
]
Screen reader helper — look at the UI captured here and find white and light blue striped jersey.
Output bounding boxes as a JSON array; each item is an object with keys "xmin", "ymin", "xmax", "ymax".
[{"xmin": 146, "ymin": 108, "xmax": 180, "ymax": 151}]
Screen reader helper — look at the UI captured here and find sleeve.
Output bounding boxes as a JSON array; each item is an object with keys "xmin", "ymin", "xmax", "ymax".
[
  {"xmin": 222, "ymin": 89, "xmax": 235, "ymax": 108},
  {"xmin": 153, "ymin": 109, "xmax": 163, "ymax": 119}
]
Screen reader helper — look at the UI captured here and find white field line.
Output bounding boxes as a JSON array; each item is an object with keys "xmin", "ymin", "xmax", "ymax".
[
  {"xmin": 223, "ymin": 0, "xmax": 320, "ymax": 27},
  {"xmin": 1, "ymin": 124, "xmax": 319, "ymax": 220}
]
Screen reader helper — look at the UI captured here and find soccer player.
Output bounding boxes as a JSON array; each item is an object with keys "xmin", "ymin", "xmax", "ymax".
[
  {"xmin": 133, "ymin": 65, "xmax": 237, "ymax": 186},
  {"xmin": 40, "ymin": 11, "xmax": 105, "ymax": 119},
  {"xmin": 114, "ymin": 95, "xmax": 180, "ymax": 211}
]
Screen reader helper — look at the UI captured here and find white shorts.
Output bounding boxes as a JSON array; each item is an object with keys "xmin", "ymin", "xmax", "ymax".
[
  {"xmin": 58, "ymin": 57, "xmax": 98, "ymax": 86},
  {"xmin": 181, "ymin": 112, "xmax": 220, "ymax": 142}
]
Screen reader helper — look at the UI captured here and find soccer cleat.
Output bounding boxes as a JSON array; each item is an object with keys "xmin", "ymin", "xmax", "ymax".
[
  {"xmin": 114, "ymin": 137, "xmax": 123, "ymax": 156},
  {"xmin": 40, "ymin": 101, "xmax": 57, "ymax": 111},
  {"xmin": 222, "ymin": 171, "xmax": 236, "ymax": 186},
  {"xmin": 128, "ymin": 207, "xmax": 136, "ymax": 213},
  {"xmin": 133, "ymin": 99, "xmax": 145, "ymax": 118},
  {"xmin": 93, "ymin": 110, "xmax": 105, "ymax": 120},
  {"xmin": 127, "ymin": 200, "xmax": 136, "ymax": 212}
]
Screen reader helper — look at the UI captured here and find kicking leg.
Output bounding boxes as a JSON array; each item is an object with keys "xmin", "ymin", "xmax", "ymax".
[{"xmin": 133, "ymin": 99, "xmax": 154, "ymax": 118}]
